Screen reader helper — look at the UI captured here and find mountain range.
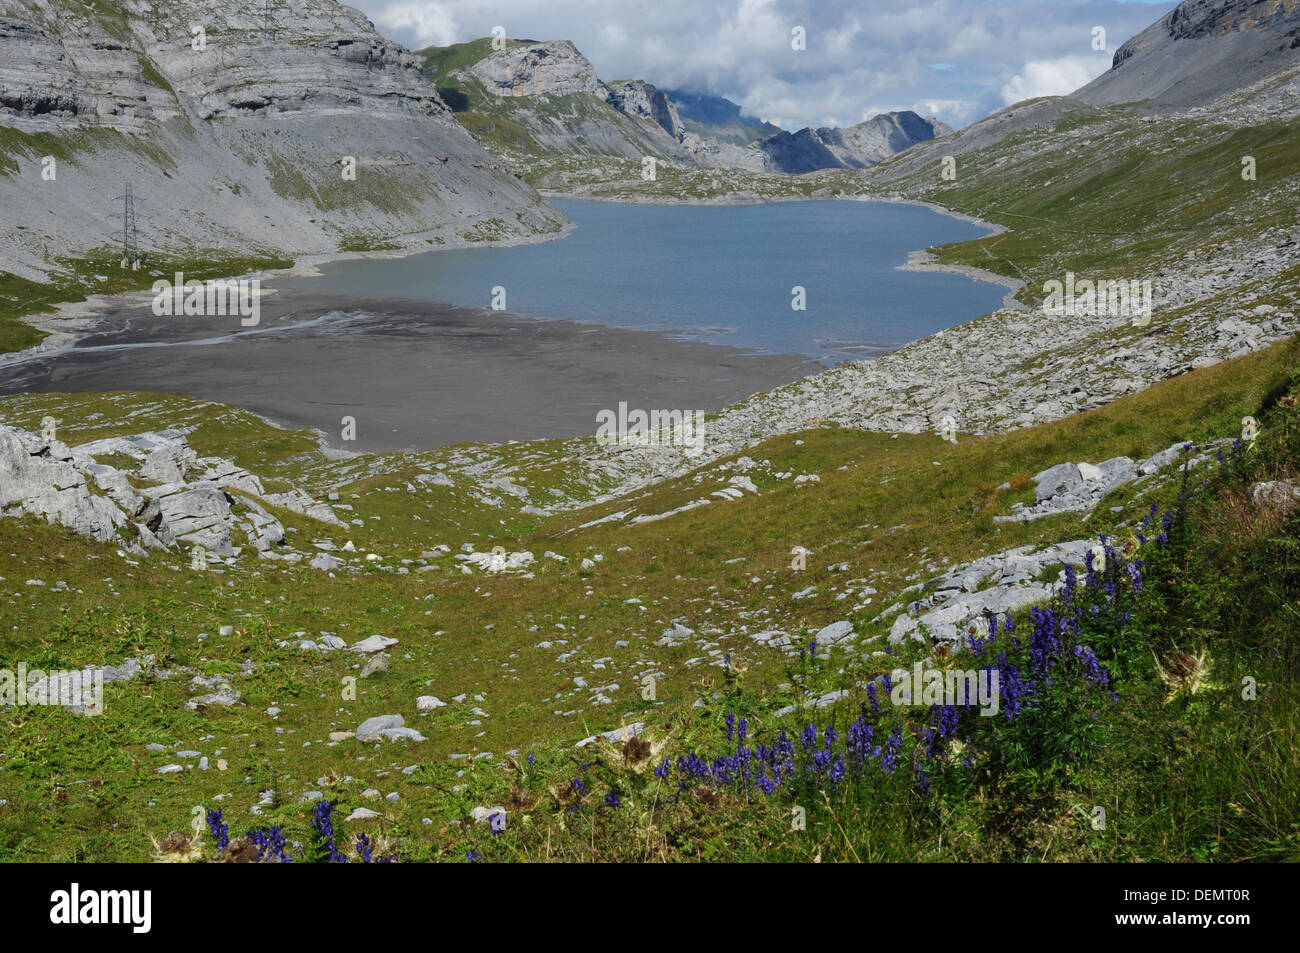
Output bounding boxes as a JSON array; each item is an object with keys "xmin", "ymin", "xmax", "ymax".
[
  {"xmin": 3, "ymin": 0, "xmax": 1298, "ymax": 287},
  {"xmin": 422, "ymin": 37, "xmax": 951, "ymax": 174}
]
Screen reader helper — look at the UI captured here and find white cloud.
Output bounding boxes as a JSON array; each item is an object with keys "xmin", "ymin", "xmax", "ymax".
[
  {"xmin": 350, "ymin": 0, "xmax": 1174, "ymax": 129},
  {"xmin": 368, "ymin": 1, "xmax": 460, "ymax": 50},
  {"xmin": 1000, "ymin": 55, "xmax": 1108, "ymax": 105}
]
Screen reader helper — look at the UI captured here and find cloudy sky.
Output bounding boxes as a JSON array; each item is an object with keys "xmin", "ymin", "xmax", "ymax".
[{"xmin": 351, "ymin": 0, "xmax": 1177, "ymax": 130}]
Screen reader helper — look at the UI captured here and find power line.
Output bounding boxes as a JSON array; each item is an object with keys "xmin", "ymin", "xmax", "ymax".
[{"xmin": 120, "ymin": 180, "xmax": 139, "ymax": 269}]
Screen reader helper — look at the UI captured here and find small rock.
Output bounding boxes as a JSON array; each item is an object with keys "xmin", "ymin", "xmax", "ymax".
[
  {"xmin": 185, "ymin": 687, "xmax": 243, "ymax": 710},
  {"xmin": 349, "ymin": 635, "xmax": 398, "ymax": 654}
]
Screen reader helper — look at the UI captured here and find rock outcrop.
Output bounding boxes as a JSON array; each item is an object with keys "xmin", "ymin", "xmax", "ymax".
[
  {"xmin": 465, "ymin": 39, "xmax": 602, "ymax": 98},
  {"xmin": 604, "ymin": 80, "xmax": 683, "ymax": 139},
  {"xmin": 0, "ymin": 422, "xmax": 339, "ymax": 561},
  {"xmin": 433, "ymin": 38, "xmax": 775, "ymax": 169}
]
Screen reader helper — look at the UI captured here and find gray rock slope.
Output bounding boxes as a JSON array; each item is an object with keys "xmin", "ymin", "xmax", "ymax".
[
  {"xmin": 450, "ymin": 39, "xmax": 771, "ymax": 170},
  {"xmin": 447, "ymin": 39, "xmax": 949, "ymax": 175},
  {"xmin": 0, "ymin": 0, "xmax": 566, "ymax": 281},
  {"xmin": 760, "ymin": 111, "xmax": 953, "ymax": 174},
  {"xmin": 875, "ymin": 0, "xmax": 1300, "ymax": 182},
  {"xmin": 1075, "ymin": 0, "xmax": 1300, "ymax": 112},
  {"xmin": 1, "ymin": 421, "xmax": 340, "ymax": 561}
]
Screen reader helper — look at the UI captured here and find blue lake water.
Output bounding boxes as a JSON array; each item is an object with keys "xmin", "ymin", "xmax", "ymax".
[{"xmin": 285, "ymin": 199, "xmax": 1005, "ymax": 364}]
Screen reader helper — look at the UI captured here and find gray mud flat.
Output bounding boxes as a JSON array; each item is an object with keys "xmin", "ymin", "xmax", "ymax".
[{"xmin": 0, "ymin": 291, "xmax": 817, "ymax": 453}]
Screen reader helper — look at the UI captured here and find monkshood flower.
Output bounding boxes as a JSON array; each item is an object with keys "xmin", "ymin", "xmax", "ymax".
[
  {"xmin": 737, "ymin": 717, "xmax": 748, "ymax": 743},
  {"xmin": 1030, "ymin": 606, "xmax": 1062, "ymax": 676},
  {"xmin": 246, "ymin": 825, "xmax": 292, "ymax": 863},
  {"xmin": 725, "ymin": 711, "xmax": 736, "ymax": 741},
  {"xmin": 206, "ymin": 808, "xmax": 229, "ymax": 850},
  {"xmin": 880, "ymin": 725, "xmax": 903, "ymax": 774},
  {"xmin": 356, "ymin": 832, "xmax": 374, "ymax": 862},
  {"xmin": 866, "ymin": 681, "xmax": 882, "ymax": 714},
  {"xmin": 846, "ymin": 716, "xmax": 875, "ymax": 763},
  {"xmin": 312, "ymin": 800, "xmax": 344, "ymax": 863},
  {"xmin": 465, "ymin": 849, "xmax": 482, "ymax": 862},
  {"xmin": 933, "ymin": 704, "xmax": 960, "ymax": 738},
  {"xmin": 1062, "ymin": 565, "xmax": 1078, "ymax": 604},
  {"xmin": 915, "ymin": 767, "xmax": 931, "ymax": 796},
  {"xmin": 1074, "ymin": 645, "xmax": 1110, "ymax": 687},
  {"xmin": 654, "ymin": 758, "xmax": 671, "ymax": 779},
  {"xmin": 605, "ymin": 790, "xmax": 621, "ymax": 808},
  {"xmin": 994, "ymin": 653, "xmax": 1030, "ymax": 720}
]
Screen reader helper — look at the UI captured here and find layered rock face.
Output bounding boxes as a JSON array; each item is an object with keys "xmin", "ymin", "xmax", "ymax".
[
  {"xmin": 0, "ymin": 422, "xmax": 339, "ymax": 561},
  {"xmin": 1074, "ymin": 0, "xmax": 1300, "ymax": 111},
  {"xmin": 604, "ymin": 80, "xmax": 683, "ymax": 139},
  {"xmin": 444, "ymin": 39, "xmax": 773, "ymax": 168},
  {"xmin": 441, "ymin": 39, "xmax": 946, "ymax": 174},
  {"xmin": 466, "ymin": 39, "xmax": 602, "ymax": 97},
  {"xmin": 0, "ymin": 0, "xmax": 565, "ymax": 281}
]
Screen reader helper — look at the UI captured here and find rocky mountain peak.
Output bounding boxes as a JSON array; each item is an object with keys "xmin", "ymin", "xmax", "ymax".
[
  {"xmin": 1079, "ymin": 0, "xmax": 1300, "ymax": 108},
  {"xmin": 464, "ymin": 39, "xmax": 601, "ymax": 98},
  {"xmin": 605, "ymin": 79, "xmax": 683, "ymax": 139}
]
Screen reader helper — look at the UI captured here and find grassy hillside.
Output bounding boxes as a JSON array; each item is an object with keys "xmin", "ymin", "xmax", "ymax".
[{"xmin": 1, "ymin": 332, "xmax": 1295, "ymax": 861}]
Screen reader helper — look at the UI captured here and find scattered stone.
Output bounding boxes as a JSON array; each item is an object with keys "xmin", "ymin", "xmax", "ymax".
[
  {"xmin": 349, "ymin": 635, "xmax": 398, "ymax": 654},
  {"xmin": 185, "ymin": 687, "xmax": 243, "ymax": 710},
  {"xmin": 1252, "ymin": 480, "xmax": 1300, "ymax": 512}
]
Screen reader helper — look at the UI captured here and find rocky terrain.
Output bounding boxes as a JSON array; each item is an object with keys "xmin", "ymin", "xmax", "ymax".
[
  {"xmin": 429, "ymin": 37, "xmax": 771, "ymax": 170},
  {"xmin": 0, "ymin": 421, "xmax": 341, "ymax": 560},
  {"xmin": 1075, "ymin": 0, "xmax": 1300, "ymax": 111},
  {"xmin": 428, "ymin": 38, "xmax": 951, "ymax": 176},
  {"xmin": 0, "ymin": 0, "xmax": 565, "ymax": 281}
]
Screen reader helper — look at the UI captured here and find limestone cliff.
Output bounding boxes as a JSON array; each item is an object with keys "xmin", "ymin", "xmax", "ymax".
[
  {"xmin": 1074, "ymin": 0, "xmax": 1300, "ymax": 111},
  {"xmin": 0, "ymin": 0, "xmax": 566, "ymax": 281}
]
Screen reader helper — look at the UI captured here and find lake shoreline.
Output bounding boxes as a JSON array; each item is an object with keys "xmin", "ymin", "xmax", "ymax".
[{"xmin": 0, "ymin": 289, "xmax": 821, "ymax": 453}]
